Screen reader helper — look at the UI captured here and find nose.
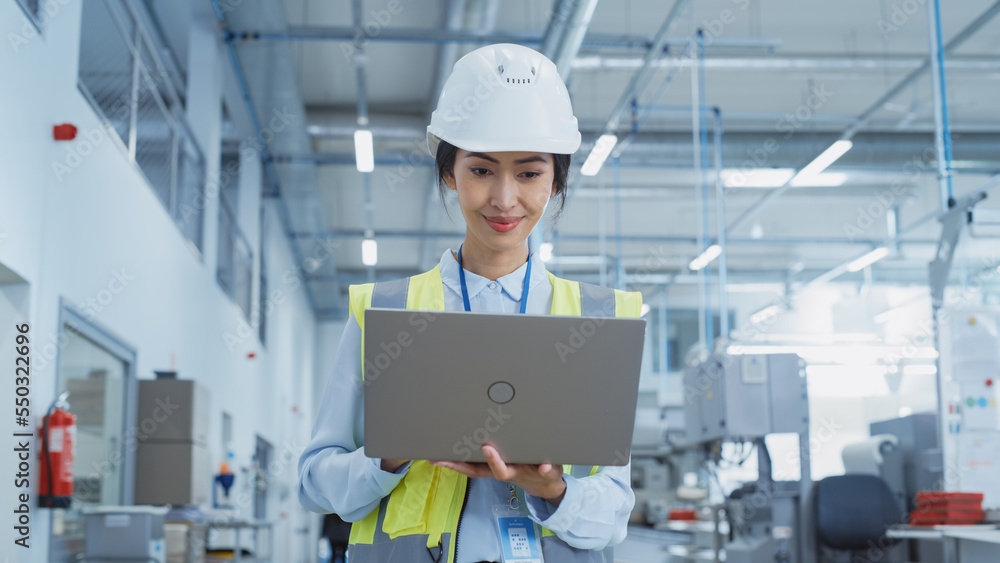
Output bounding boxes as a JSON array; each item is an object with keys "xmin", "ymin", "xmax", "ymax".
[{"xmin": 490, "ymin": 172, "xmax": 518, "ymax": 211}]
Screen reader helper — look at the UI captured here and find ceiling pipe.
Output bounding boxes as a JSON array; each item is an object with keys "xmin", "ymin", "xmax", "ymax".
[
  {"xmin": 292, "ymin": 229, "xmax": 936, "ymax": 247},
  {"xmin": 229, "ymin": 26, "xmax": 781, "ymax": 51},
  {"xmin": 926, "ymin": 0, "xmax": 956, "ymax": 210},
  {"xmin": 726, "ymin": 0, "xmax": 1000, "ymax": 234},
  {"xmin": 572, "ymin": 54, "xmax": 1000, "ymax": 72}
]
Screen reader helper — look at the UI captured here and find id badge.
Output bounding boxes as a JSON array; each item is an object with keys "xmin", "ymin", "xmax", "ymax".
[{"xmin": 493, "ymin": 485, "xmax": 544, "ymax": 563}]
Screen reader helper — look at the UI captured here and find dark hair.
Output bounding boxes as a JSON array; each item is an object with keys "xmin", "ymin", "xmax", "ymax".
[{"xmin": 435, "ymin": 140, "xmax": 572, "ymax": 222}]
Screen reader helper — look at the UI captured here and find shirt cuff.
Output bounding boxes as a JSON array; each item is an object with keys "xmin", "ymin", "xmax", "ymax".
[
  {"xmin": 367, "ymin": 456, "xmax": 412, "ymax": 491},
  {"xmin": 524, "ymin": 474, "xmax": 582, "ymax": 531}
]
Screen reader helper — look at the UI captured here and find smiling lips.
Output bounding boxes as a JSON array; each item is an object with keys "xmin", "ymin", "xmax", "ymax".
[{"xmin": 484, "ymin": 215, "xmax": 522, "ymax": 233}]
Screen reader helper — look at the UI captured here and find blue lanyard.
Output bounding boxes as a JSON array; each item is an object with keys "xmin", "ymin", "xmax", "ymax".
[{"xmin": 457, "ymin": 244, "xmax": 532, "ymax": 314}]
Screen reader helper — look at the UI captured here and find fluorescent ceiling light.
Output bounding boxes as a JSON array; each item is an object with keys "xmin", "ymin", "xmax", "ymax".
[
  {"xmin": 580, "ymin": 134, "xmax": 618, "ymax": 176},
  {"xmin": 806, "ymin": 365, "xmax": 890, "ymax": 397},
  {"xmin": 688, "ymin": 244, "xmax": 721, "ymax": 271},
  {"xmin": 354, "ymin": 129, "xmax": 374, "ymax": 173},
  {"xmin": 749, "ymin": 304, "xmax": 783, "ymax": 325},
  {"xmin": 539, "ymin": 242, "xmax": 553, "ymax": 262},
  {"xmin": 640, "ymin": 304, "xmax": 651, "ymax": 317},
  {"xmin": 792, "ymin": 140, "xmax": 852, "ymax": 183},
  {"xmin": 902, "ymin": 364, "xmax": 937, "ymax": 376},
  {"xmin": 361, "ymin": 238, "xmax": 378, "ymax": 266},
  {"xmin": 789, "ymin": 172, "xmax": 848, "ymax": 187},
  {"xmin": 846, "ymin": 246, "xmax": 890, "ymax": 272},
  {"xmin": 722, "ymin": 168, "xmax": 795, "ymax": 188}
]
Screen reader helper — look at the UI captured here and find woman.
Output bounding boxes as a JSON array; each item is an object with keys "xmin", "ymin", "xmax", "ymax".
[{"xmin": 298, "ymin": 43, "xmax": 642, "ymax": 563}]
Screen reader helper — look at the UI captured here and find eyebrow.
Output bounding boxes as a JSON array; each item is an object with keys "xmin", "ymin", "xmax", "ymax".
[{"xmin": 465, "ymin": 152, "xmax": 550, "ymax": 165}]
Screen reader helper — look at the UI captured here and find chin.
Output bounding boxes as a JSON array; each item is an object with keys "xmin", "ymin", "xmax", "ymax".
[{"xmin": 472, "ymin": 227, "xmax": 532, "ymax": 253}]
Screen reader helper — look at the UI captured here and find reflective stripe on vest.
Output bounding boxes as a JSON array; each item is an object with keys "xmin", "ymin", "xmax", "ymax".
[{"xmin": 346, "ymin": 266, "xmax": 641, "ymax": 563}]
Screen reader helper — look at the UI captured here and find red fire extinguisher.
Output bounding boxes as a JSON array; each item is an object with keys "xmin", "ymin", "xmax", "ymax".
[{"xmin": 39, "ymin": 392, "xmax": 75, "ymax": 509}]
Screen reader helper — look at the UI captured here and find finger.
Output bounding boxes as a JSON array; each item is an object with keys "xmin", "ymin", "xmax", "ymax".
[
  {"xmin": 483, "ymin": 445, "xmax": 515, "ymax": 481},
  {"xmin": 431, "ymin": 460, "xmax": 490, "ymax": 478}
]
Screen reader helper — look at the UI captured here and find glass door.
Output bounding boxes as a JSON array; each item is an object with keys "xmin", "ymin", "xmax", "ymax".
[{"xmin": 49, "ymin": 304, "xmax": 136, "ymax": 562}]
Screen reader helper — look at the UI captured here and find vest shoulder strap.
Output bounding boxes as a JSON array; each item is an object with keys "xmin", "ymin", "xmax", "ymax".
[
  {"xmin": 348, "ymin": 266, "xmax": 445, "ymax": 329},
  {"xmin": 579, "ymin": 281, "xmax": 616, "ymax": 317},
  {"xmin": 372, "ymin": 277, "xmax": 409, "ymax": 309}
]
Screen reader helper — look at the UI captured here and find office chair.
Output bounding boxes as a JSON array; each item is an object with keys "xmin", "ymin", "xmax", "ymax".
[{"xmin": 815, "ymin": 474, "xmax": 905, "ymax": 563}]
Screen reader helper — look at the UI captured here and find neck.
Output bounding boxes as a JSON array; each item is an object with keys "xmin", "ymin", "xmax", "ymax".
[{"xmin": 457, "ymin": 236, "xmax": 530, "ymax": 281}]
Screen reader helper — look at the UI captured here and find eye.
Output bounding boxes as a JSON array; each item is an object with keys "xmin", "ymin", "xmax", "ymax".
[
  {"xmin": 521, "ymin": 171, "xmax": 543, "ymax": 179},
  {"xmin": 470, "ymin": 167, "xmax": 490, "ymax": 176}
]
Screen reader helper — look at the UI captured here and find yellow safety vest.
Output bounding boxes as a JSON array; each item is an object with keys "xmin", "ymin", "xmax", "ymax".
[{"xmin": 346, "ymin": 265, "xmax": 642, "ymax": 563}]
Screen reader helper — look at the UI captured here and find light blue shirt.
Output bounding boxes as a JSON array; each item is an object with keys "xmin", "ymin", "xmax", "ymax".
[{"xmin": 297, "ymin": 249, "xmax": 634, "ymax": 560}]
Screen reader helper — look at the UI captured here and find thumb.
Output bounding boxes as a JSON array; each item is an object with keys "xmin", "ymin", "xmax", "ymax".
[{"xmin": 539, "ymin": 463, "xmax": 561, "ymax": 478}]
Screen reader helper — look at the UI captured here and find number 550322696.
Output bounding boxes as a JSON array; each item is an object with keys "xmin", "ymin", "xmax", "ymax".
[{"xmin": 15, "ymin": 324, "xmax": 30, "ymax": 427}]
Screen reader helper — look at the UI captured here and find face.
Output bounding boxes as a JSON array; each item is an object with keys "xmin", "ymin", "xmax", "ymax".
[{"xmin": 442, "ymin": 149, "xmax": 556, "ymax": 255}]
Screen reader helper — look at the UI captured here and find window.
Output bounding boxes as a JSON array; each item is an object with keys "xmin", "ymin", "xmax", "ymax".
[
  {"xmin": 258, "ymin": 239, "xmax": 268, "ymax": 346},
  {"xmin": 217, "ymin": 145, "xmax": 254, "ymax": 318},
  {"xmin": 77, "ymin": 0, "xmax": 205, "ymax": 253},
  {"xmin": 253, "ymin": 436, "xmax": 273, "ymax": 520}
]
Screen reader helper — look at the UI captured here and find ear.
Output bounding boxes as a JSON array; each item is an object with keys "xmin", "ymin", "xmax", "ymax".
[{"xmin": 442, "ymin": 169, "xmax": 458, "ymax": 191}]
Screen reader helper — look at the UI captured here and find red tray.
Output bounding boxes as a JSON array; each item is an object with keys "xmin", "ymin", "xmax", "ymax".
[
  {"xmin": 910, "ymin": 519, "xmax": 982, "ymax": 527},
  {"xmin": 916, "ymin": 500, "xmax": 983, "ymax": 512},
  {"xmin": 668, "ymin": 509, "xmax": 699, "ymax": 521},
  {"xmin": 916, "ymin": 492, "xmax": 984, "ymax": 502},
  {"xmin": 911, "ymin": 509, "xmax": 985, "ymax": 521}
]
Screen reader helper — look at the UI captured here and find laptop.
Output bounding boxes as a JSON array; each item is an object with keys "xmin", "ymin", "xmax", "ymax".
[{"xmin": 363, "ymin": 308, "xmax": 646, "ymax": 466}]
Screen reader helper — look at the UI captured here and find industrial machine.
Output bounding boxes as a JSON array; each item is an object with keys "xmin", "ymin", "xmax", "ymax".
[
  {"xmin": 683, "ymin": 353, "xmax": 815, "ymax": 563},
  {"xmin": 867, "ymin": 413, "xmax": 945, "ymax": 563}
]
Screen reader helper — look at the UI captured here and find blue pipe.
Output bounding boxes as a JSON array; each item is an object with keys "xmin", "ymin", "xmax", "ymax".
[
  {"xmin": 713, "ymin": 108, "xmax": 730, "ymax": 340},
  {"xmin": 211, "ymin": 0, "xmax": 317, "ymax": 310},
  {"xmin": 613, "ymin": 156, "xmax": 626, "ymax": 290},
  {"xmin": 638, "ymin": 104, "xmax": 714, "ymax": 113},
  {"xmin": 659, "ymin": 301, "xmax": 669, "ymax": 373},
  {"xmin": 613, "ymin": 41, "xmax": 692, "ymax": 155},
  {"xmin": 697, "ymin": 30, "xmax": 714, "ymax": 353},
  {"xmin": 932, "ymin": 0, "xmax": 956, "ymax": 206}
]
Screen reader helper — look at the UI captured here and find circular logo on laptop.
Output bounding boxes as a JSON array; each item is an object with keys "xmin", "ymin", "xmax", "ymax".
[{"xmin": 488, "ymin": 381, "xmax": 515, "ymax": 404}]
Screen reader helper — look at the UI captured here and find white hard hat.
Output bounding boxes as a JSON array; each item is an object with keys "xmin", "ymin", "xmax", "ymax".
[{"xmin": 427, "ymin": 43, "xmax": 582, "ymax": 157}]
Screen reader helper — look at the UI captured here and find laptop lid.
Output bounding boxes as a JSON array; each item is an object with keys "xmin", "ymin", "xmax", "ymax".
[{"xmin": 363, "ymin": 308, "xmax": 646, "ymax": 466}]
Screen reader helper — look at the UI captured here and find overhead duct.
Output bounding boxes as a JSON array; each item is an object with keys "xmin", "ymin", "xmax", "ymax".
[{"xmin": 541, "ymin": 0, "xmax": 600, "ymax": 79}]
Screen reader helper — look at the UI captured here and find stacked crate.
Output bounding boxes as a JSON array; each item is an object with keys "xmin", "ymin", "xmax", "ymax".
[{"xmin": 910, "ymin": 492, "xmax": 985, "ymax": 526}]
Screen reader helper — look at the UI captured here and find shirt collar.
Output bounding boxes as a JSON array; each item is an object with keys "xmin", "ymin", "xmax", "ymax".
[{"xmin": 439, "ymin": 247, "xmax": 549, "ymax": 302}]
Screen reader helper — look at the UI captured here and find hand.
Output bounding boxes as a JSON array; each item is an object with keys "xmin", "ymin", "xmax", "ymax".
[
  {"xmin": 430, "ymin": 445, "xmax": 567, "ymax": 507},
  {"xmin": 380, "ymin": 458, "xmax": 410, "ymax": 473}
]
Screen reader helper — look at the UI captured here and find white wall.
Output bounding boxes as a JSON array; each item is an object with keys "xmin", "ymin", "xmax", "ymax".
[{"xmin": 0, "ymin": 2, "xmax": 317, "ymax": 561}]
